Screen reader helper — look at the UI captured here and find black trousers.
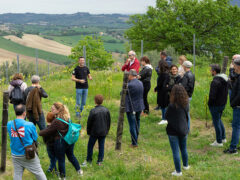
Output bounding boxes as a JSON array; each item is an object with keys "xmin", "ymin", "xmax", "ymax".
[{"xmin": 143, "ymin": 82, "xmax": 151, "ymax": 114}]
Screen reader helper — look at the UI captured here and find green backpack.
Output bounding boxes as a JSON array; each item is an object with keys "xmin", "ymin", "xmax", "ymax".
[{"xmin": 57, "ymin": 118, "xmax": 81, "ymax": 145}]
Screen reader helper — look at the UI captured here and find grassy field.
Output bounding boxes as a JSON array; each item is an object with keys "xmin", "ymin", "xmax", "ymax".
[
  {"xmin": 0, "ymin": 37, "xmax": 71, "ymax": 65},
  {"xmin": 42, "ymin": 35, "xmax": 125, "ymax": 53},
  {"xmin": 0, "ymin": 64, "xmax": 239, "ymax": 180}
]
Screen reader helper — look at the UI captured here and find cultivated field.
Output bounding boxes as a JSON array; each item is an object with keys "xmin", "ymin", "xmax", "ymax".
[{"xmin": 4, "ymin": 34, "xmax": 72, "ymax": 56}]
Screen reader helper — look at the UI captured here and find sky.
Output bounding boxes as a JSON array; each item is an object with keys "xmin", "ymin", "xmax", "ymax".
[{"xmin": 0, "ymin": 0, "xmax": 156, "ymax": 14}]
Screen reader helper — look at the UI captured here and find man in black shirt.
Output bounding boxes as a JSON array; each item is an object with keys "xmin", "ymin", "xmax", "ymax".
[{"xmin": 72, "ymin": 57, "xmax": 92, "ymax": 117}]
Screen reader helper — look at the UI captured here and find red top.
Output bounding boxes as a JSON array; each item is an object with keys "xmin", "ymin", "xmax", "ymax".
[{"xmin": 121, "ymin": 58, "xmax": 140, "ymax": 73}]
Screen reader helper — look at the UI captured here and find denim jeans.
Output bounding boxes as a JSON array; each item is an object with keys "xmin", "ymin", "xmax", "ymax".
[
  {"xmin": 126, "ymin": 111, "xmax": 141, "ymax": 146},
  {"xmin": 161, "ymin": 108, "xmax": 166, "ymax": 120},
  {"xmin": 27, "ymin": 111, "xmax": 46, "ymax": 130},
  {"xmin": 87, "ymin": 136, "xmax": 106, "ymax": 163},
  {"xmin": 75, "ymin": 89, "xmax": 88, "ymax": 116},
  {"xmin": 209, "ymin": 106, "xmax": 226, "ymax": 143},
  {"xmin": 188, "ymin": 98, "xmax": 192, "ymax": 130},
  {"xmin": 230, "ymin": 107, "xmax": 240, "ymax": 150},
  {"xmin": 54, "ymin": 139, "xmax": 80, "ymax": 177},
  {"xmin": 168, "ymin": 135, "xmax": 188, "ymax": 173},
  {"xmin": 47, "ymin": 143, "xmax": 57, "ymax": 171}
]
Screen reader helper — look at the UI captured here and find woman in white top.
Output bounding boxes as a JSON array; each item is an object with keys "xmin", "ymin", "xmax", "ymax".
[
  {"xmin": 8, "ymin": 73, "xmax": 27, "ymax": 108},
  {"xmin": 178, "ymin": 55, "xmax": 187, "ymax": 77}
]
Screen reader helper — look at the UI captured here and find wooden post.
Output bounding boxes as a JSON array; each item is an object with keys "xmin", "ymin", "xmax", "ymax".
[
  {"xmin": 115, "ymin": 72, "xmax": 129, "ymax": 150},
  {"xmin": 1, "ymin": 91, "xmax": 9, "ymax": 172},
  {"xmin": 222, "ymin": 56, "xmax": 229, "ymax": 74}
]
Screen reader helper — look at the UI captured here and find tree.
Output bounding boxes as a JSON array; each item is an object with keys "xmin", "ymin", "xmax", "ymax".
[
  {"xmin": 69, "ymin": 36, "xmax": 114, "ymax": 70},
  {"xmin": 125, "ymin": 0, "xmax": 240, "ymax": 60}
]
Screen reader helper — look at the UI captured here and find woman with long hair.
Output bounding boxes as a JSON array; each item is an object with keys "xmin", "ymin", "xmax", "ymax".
[
  {"xmin": 178, "ymin": 55, "xmax": 187, "ymax": 77},
  {"xmin": 154, "ymin": 60, "xmax": 170, "ymax": 124},
  {"xmin": 39, "ymin": 102, "xmax": 82, "ymax": 179},
  {"xmin": 165, "ymin": 85, "xmax": 190, "ymax": 176}
]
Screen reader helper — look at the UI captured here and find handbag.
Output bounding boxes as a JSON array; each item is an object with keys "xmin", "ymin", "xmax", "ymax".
[{"xmin": 14, "ymin": 120, "xmax": 37, "ymax": 160}]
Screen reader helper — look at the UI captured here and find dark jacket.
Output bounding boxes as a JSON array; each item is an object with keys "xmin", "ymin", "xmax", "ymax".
[
  {"xmin": 87, "ymin": 105, "xmax": 111, "ymax": 137},
  {"xmin": 24, "ymin": 86, "xmax": 48, "ymax": 101},
  {"xmin": 208, "ymin": 74, "xmax": 228, "ymax": 107},
  {"xmin": 125, "ymin": 79, "xmax": 145, "ymax": 112},
  {"xmin": 229, "ymin": 68, "xmax": 238, "ymax": 90},
  {"xmin": 39, "ymin": 118, "xmax": 69, "ymax": 140},
  {"xmin": 166, "ymin": 104, "xmax": 189, "ymax": 136},
  {"xmin": 139, "ymin": 65, "xmax": 153, "ymax": 84},
  {"xmin": 168, "ymin": 74, "xmax": 181, "ymax": 93},
  {"xmin": 43, "ymin": 125, "xmax": 55, "ymax": 145},
  {"xmin": 230, "ymin": 74, "xmax": 240, "ymax": 108},
  {"xmin": 155, "ymin": 72, "xmax": 170, "ymax": 108},
  {"xmin": 180, "ymin": 71, "xmax": 195, "ymax": 97}
]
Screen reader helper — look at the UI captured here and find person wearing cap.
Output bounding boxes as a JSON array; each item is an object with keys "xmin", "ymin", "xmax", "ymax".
[
  {"xmin": 125, "ymin": 69, "xmax": 145, "ymax": 148},
  {"xmin": 122, "ymin": 50, "xmax": 140, "ymax": 73},
  {"xmin": 224, "ymin": 57, "xmax": 240, "ymax": 154},
  {"xmin": 208, "ymin": 64, "xmax": 228, "ymax": 147},
  {"xmin": 180, "ymin": 61, "xmax": 195, "ymax": 130}
]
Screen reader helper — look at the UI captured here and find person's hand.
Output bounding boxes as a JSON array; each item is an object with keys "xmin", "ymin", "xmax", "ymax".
[
  {"xmin": 126, "ymin": 58, "xmax": 131, "ymax": 65},
  {"xmin": 89, "ymin": 76, "xmax": 93, "ymax": 80},
  {"xmin": 78, "ymin": 79, "xmax": 85, "ymax": 83},
  {"xmin": 137, "ymin": 75, "xmax": 141, "ymax": 79}
]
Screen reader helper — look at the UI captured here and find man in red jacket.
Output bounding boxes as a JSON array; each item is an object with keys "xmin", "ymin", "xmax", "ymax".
[{"xmin": 122, "ymin": 50, "xmax": 140, "ymax": 73}]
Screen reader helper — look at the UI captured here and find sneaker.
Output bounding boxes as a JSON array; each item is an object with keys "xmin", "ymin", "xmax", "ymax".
[
  {"xmin": 222, "ymin": 139, "xmax": 227, "ymax": 143},
  {"xmin": 183, "ymin": 166, "xmax": 190, "ymax": 170},
  {"xmin": 210, "ymin": 141, "xmax": 223, "ymax": 147},
  {"xmin": 223, "ymin": 148, "xmax": 238, "ymax": 154},
  {"xmin": 158, "ymin": 120, "xmax": 168, "ymax": 125},
  {"xmin": 171, "ymin": 170, "xmax": 182, "ymax": 176},
  {"xmin": 77, "ymin": 169, "xmax": 83, "ymax": 176},
  {"xmin": 130, "ymin": 144, "xmax": 138, "ymax": 148},
  {"xmin": 97, "ymin": 162, "xmax": 103, "ymax": 166},
  {"xmin": 81, "ymin": 161, "xmax": 88, "ymax": 167}
]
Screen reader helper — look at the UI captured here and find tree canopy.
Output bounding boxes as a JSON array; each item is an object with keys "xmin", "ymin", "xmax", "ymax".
[
  {"xmin": 69, "ymin": 36, "xmax": 114, "ymax": 70},
  {"xmin": 125, "ymin": 0, "xmax": 240, "ymax": 60}
]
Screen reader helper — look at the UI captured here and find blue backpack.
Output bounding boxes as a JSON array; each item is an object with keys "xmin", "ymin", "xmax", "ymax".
[{"xmin": 57, "ymin": 118, "xmax": 82, "ymax": 145}]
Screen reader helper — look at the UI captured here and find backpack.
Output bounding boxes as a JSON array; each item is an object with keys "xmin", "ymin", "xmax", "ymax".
[
  {"xmin": 10, "ymin": 83, "xmax": 24, "ymax": 105},
  {"xmin": 57, "ymin": 118, "xmax": 82, "ymax": 145}
]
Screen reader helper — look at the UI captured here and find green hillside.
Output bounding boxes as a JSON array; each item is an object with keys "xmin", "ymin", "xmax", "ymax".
[
  {"xmin": 43, "ymin": 35, "xmax": 125, "ymax": 53},
  {"xmin": 0, "ymin": 37, "xmax": 71, "ymax": 65}
]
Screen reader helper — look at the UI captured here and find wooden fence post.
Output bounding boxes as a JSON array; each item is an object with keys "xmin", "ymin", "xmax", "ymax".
[
  {"xmin": 222, "ymin": 56, "xmax": 229, "ymax": 74},
  {"xmin": 1, "ymin": 91, "xmax": 9, "ymax": 172},
  {"xmin": 115, "ymin": 72, "xmax": 129, "ymax": 150}
]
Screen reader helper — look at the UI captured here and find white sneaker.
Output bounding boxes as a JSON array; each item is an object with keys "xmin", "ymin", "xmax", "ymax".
[
  {"xmin": 183, "ymin": 166, "xmax": 190, "ymax": 170},
  {"xmin": 222, "ymin": 139, "xmax": 227, "ymax": 143},
  {"xmin": 77, "ymin": 169, "xmax": 83, "ymax": 176},
  {"xmin": 210, "ymin": 141, "xmax": 223, "ymax": 147},
  {"xmin": 171, "ymin": 170, "xmax": 182, "ymax": 176},
  {"xmin": 158, "ymin": 120, "xmax": 168, "ymax": 125}
]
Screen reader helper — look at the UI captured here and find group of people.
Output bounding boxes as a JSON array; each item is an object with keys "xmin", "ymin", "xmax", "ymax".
[
  {"xmin": 5, "ymin": 50, "xmax": 240, "ymax": 178},
  {"xmin": 7, "ymin": 57, "xmax": 111, "ymax": 180},
  {"xmin": 121, "ymin": 50, "xmax": 240, "ymax": 176}
]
